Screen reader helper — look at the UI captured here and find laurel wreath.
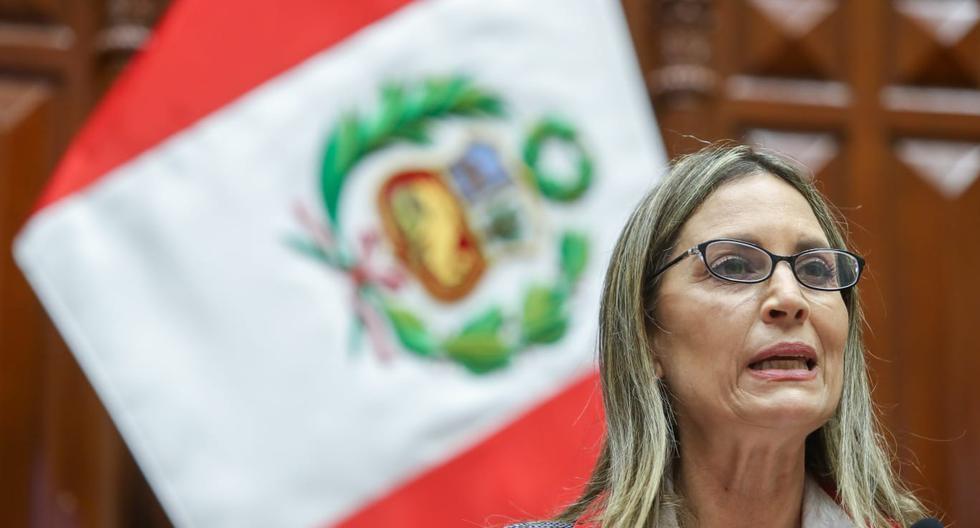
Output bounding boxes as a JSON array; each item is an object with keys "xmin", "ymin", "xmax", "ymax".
[
  {"xmin": 321, "ymin": 77, "xmax": 505, "ymax": 232},
  {"xmin": 524, "ymin": 118, "xmax": 593, "ymax": 202},
  {"xmin": 295, "ymin": 76, "xmax": 593, "ymax": 374}
]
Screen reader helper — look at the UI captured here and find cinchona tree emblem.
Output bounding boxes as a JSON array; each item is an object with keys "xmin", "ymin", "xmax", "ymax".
[{"xmin": 290, "ymin": 76, "xmax": 594, "ymax": 373}]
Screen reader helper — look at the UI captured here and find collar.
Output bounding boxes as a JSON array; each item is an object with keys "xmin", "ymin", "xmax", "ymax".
[
  {"xmin": 801, "ymin": 473, "xmax": 856, "ymax": 527},
  {"xmin": 657, "ymin": 473, "xmax": 856, "ymax": 527}
]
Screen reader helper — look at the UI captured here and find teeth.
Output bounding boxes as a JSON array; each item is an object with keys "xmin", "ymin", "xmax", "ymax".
[{"xmin": 750, "ymin": 357, "xmax": 811, "ymax": 370}]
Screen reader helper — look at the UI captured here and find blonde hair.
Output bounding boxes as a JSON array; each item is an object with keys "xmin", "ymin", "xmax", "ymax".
[{"xmin": 557, "ymin": 143, "xmax": 926, "ymax": 527}]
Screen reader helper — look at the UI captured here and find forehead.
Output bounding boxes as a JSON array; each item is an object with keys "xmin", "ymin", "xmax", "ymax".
[{"xmin": 677, "ymin": 172, "xmax": 829, "ymax": 250}]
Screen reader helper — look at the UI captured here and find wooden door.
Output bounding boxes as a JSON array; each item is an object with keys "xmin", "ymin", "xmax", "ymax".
[{"xmin": 626, "ymin": 0, "xmax": 980, "ymax": 524}]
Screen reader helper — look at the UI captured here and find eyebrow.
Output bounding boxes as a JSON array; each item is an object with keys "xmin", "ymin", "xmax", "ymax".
[
  {"xmin": 710, "ymin": 233, "xmax": 831, "ymax": 253},
  {"xmin": 794, "ymin": 236, "xmax": 832, "ymax": 252}
]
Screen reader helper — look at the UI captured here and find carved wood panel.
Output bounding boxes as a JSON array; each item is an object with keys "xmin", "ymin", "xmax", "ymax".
[{"xmin": 882, "ymin": 1, "xmax": 980, "ymax": 520}]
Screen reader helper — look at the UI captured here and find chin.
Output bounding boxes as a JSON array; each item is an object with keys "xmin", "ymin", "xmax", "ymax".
[{"xmin": 750, "ymin": 393, "xmax": 835, "ymax": 431}]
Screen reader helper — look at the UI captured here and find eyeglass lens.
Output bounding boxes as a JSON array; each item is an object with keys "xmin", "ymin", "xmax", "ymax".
[{"xmin": 702, "ymin": 241, "xmax": 860, "ymax": 290}]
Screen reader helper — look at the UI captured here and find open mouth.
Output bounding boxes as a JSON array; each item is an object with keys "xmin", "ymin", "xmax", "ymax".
[{"xmin": 748, "ymin": 356, "xmax": 816, "ymax": 371}]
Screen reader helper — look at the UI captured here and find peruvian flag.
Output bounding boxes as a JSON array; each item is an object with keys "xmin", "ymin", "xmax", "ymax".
[{"xmin": 14, "ymin": 1, "xmax": 666, "ymax": 526}]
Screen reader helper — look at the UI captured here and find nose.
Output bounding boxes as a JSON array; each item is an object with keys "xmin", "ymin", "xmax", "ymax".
[{"xmin": 760, "ymin": 262, "xmax": 809, "ymax": 324}]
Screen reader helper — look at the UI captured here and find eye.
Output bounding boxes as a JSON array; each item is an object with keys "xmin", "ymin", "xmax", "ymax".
[
  {"xmin": 796, "ymin": 254, "xmax": 836, "ymax": 282},
  {"xmin": 710, "ymin": 255, "xmax": 760, "ymax": 280}
]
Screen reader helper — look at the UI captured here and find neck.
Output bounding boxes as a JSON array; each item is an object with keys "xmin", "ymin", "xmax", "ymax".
[{"xmin": 675, "ymin": 420, "xmax": 809, "ymax": 528}]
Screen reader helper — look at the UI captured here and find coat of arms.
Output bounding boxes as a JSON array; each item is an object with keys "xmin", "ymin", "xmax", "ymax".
[{"xmin": 290, "ymin": 76, "xmax": 594, "ymax": 374}]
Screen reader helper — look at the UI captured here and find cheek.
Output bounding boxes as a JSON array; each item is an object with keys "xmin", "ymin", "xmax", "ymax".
[
  {"xmin": 810, "ymin": 295, "xmax": 849, "ymax": 382},
  {"xmin": 654, "ymin": 289, "xmax": 755, "ymax": 386},
  {"xmin": 817, "ymin": 296, "xmax": 849, "ymax": 351}
]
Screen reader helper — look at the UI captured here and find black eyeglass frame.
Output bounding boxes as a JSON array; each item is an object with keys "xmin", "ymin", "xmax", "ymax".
[{"xmin": 651, "ymin": 238, "xmax": 866, "ymax": 292}]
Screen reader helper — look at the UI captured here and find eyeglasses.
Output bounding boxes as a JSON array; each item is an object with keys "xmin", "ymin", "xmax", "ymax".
[{"xmin": 651, "ymin": 238, "xmax": 865, "ymax": 291}]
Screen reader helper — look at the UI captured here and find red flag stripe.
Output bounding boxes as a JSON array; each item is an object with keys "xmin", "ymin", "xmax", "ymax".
[
  {"xmin": 34, "ymin": 0, "xmax": 413, "ymax": 215},
  {"xmin": 335, "ymin": 372, "xmax": 605, "ymax": 528}
]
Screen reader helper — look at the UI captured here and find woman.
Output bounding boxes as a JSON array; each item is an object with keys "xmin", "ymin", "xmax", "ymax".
[{"xmin": 512, "ymin": 144, "xmax": 928, "ymax": 527}]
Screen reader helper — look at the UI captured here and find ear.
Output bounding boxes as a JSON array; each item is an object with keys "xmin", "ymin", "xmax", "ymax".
[
  {"xmin": 652, "ymin": 354, "xmax": 664, "ymax": 379},
  {"xmin": 648, "ymin": 326, "xmax": 666, "ymax": 379}
]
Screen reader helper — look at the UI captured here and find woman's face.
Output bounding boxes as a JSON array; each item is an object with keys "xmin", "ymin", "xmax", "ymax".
[{"xmin": 653, "ymin": 172, "xmax": 847, "ymax": 438}]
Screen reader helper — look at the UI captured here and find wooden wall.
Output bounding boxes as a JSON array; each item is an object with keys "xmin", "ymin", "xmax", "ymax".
[{"xmin": 1, "ymin": 0, "xmax": 977, "ymax": 526}]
